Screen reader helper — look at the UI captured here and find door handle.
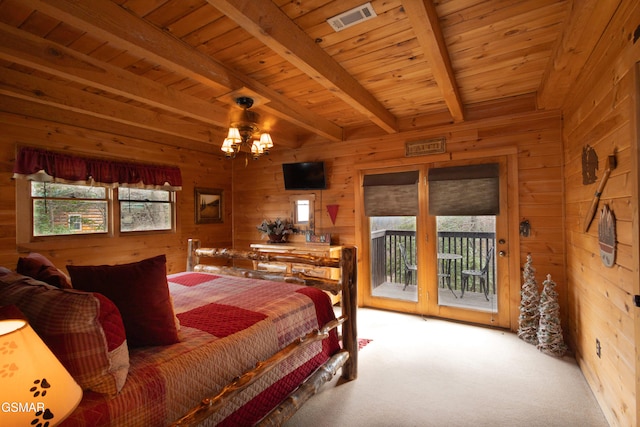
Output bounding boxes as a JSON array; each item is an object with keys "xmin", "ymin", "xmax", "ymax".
[{"xmin": 498, "ymin": 250, "xmax": 506, "ymax": 257}]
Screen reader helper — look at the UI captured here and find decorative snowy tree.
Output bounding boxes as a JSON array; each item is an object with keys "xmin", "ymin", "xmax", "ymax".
[
  {"xmin": 517, "ymin": 254, "xmax": 539, "ymax": 345},
  {"xmin": 537, "ymin": 274, "xmax": 567, "ymax": 357}
]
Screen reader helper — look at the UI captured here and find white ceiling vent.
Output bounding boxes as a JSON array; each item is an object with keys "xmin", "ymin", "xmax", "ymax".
[{"xmin": 327, "ymin": 2, "xmax": 377, "ymax": 32}]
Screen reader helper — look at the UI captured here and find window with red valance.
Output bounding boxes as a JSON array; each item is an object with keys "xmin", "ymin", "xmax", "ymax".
[
  {"xmin": 14, "ymin": 147, "xmax": 181, "ymax": 240},
  {"xmin": 13, "ymin": 146, "xmax": 182, "ymax": 191}
]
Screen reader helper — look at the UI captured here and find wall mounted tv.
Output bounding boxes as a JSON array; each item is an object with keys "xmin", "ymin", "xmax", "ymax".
[{"xmin": 282, "ymin": 162, "xmax": 327, "ymax": 190}]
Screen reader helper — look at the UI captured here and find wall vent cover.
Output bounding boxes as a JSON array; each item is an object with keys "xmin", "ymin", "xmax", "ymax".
[{"xmin": 327, "ymin": 2, "xmax": 377, "ymax": 32}]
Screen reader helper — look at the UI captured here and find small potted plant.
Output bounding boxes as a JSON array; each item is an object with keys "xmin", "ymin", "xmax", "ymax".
[{"xmin": 257, "ymin": 218, "xmax": 295, "ymax": 243}]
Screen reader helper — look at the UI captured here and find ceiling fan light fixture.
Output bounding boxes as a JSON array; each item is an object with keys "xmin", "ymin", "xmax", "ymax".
[
  {"xmin": 251, "ymin": 140, "xmax": 264, "ymax": 159},
  {"xmin": 226, "ymin": 127, "xmax": 241, "ymax": 142},
  {"xmin": 260, "ymin": 133, "xmax": 273, "ymax": 150},
  {"xmin": 220, "ymin": 97, "xmax": 273, "ymax": 160}
]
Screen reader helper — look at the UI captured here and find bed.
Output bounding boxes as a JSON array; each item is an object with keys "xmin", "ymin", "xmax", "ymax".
[{"xmin": 0, "ymin": 240, "xmax": 357, "ymax": 426}]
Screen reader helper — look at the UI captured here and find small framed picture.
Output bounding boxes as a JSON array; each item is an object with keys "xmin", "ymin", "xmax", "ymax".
[{"xmin": 195, "ymin": 188, "xmax": 223, "ymax": 224}]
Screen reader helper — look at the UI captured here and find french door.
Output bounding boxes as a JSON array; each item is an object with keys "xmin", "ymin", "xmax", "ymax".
[{"xmin": 358, "ymin": 157, "xmax": 512, "ymax": 328}]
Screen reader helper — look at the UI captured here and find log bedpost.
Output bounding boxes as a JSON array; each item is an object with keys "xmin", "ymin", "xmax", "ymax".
[
  {"xmin": 340, "ymin": 246, "xmax": 358, "ymax": 380},
  {"xmin": 186, "ymin": 238, "xmax": 200, "ymax": 272}
]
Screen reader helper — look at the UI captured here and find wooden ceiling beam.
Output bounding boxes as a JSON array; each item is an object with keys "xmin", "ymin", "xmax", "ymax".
[
  {"xmin": 0, "ymin": 23, "xmax": 230, "ymax": 128},
  {"xmin": 0, "ymin": 67, "xmax": 212, "ymax": 143},
  {"xmin": 402, "ymin": 0, "xmax": 464, "ymax": 122},
  {"xmin": 24, "ymin": 0, "xmax": 343, "ymax": 142},
  {"xmin": 0, "ymin": 97, "xmax": 218, "ymax": 155},
  {"xmin": 211, "ymin": 0, "xmax": 399, "ymax": 134}
]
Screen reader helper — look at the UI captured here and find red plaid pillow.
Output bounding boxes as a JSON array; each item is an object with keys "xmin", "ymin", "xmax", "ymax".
[
  {"xmin": 0, "ymin": 272, "xmax": 129, "ymax": 396},
  {"xmin": 17, "ymin": 252, "xmax": 72, "ymax": 289}
]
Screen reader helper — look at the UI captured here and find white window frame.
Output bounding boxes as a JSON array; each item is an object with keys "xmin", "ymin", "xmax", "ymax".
[
  {"xmin": 67, "ymin": 214, "xmax": 83, "ymax": 232},
  {"xmin": 117, "ymin": 187, "xmax": 176, "ymax": 233},
  {"xmin": 17, "ymin": 180, "xmax": 176, "ymax": 243},
  {"xmin": 289, "ymin": 194, "xmax": 315, "ymax": 233}
]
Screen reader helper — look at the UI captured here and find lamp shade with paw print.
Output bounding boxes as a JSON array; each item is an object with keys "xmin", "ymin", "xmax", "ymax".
[{"xmin": 0, "ymin": 319, "xmax": 82, "ymax": 426}]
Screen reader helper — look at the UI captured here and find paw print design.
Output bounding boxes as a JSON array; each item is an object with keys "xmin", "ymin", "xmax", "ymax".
[
  {"xmin": 32, "ymin": 408, "xmax": 54, "ymax": 427},
  {"xmin": 30, "ymin": 378, "xmax": 51, "ymax": 398},
  {"xmin": 0, "ymin": 362, "xmax": 19, "ymax": 378},
  {"xmin": 0, "ymin": 339, "xmax": 18, "ymax": 355}
]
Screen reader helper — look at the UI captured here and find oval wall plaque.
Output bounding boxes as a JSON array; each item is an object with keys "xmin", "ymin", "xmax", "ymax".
[{"xmin": 598, "ymin": 204, "xmax": 616, "ymax": 268}]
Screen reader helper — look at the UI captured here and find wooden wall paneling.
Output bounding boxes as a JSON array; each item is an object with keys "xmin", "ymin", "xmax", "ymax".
[
  {"xmin": 0, "ymin": 107, "xmax": 232, "ymax": 274},
  {"xmin": 537, "ymin": 0, "xmax": 620, "ymax": 110},
  {"xmin": 0, "ymin": 137, "xmax": 17, "ymax": 257},
  {"xmin": 232, "ymin": 109, "xmax": 564, "ymax": 332},
  {"xmin": 564, "ymin": 101, "xmax": 631, "ymax": 173},
  {"xmin": 633, "ymin": 61, "xmax": 640, "ymax": 427},
  {"xmin": 561, "ymin": 0, "xmax": 640, "ymax": 423},
  {"xmin": 561, "ymin": 0, "xmax": 638, "ymax": 119}
]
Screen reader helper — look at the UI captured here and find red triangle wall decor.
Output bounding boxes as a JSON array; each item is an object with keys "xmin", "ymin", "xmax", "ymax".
[{"xmin": 326, "ymin": 204, "xmax": 339, "ymax": 225}]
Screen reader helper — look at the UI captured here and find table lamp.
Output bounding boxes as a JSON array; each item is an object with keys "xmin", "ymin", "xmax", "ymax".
[{"xmin": 0, "ymin": 319, "xmax": 82, "ymax": 426}]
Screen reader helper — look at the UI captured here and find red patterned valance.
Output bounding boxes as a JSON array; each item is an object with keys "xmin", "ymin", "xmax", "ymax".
[{"xmin": 13, "ymin": 147, "xmax": 182, "ymax": 191}]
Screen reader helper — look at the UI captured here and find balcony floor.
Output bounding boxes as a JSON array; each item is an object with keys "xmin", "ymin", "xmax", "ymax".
[{"xmin": 371, "ymin": 281, "xmax": 497, "ymax": 313}]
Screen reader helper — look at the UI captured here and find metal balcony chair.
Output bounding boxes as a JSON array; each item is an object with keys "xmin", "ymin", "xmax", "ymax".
[
  {"xmin": 461, "ymin": 248, "xmax": 493, "ymax": 301},
  {"xmin": 398, "ymin": 243, "xmax": 417, "ymax": 291}
]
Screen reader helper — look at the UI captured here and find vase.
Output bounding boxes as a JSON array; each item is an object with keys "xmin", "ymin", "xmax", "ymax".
[{"xmin": 268, "ymin": 233, "xmax": 286, "ymax": 243}]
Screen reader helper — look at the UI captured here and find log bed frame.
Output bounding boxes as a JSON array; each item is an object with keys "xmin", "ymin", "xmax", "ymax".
[{"xmin": 172, "ymin": 239, "xmax": 358, "ymax": 426}]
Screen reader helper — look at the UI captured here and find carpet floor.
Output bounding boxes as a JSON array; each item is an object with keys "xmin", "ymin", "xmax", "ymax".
[{"xmin": 286, "ymin": 308, "xmax": 609, "ymax": 427}]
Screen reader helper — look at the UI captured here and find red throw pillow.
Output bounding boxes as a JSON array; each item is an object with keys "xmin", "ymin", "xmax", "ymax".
[
  {"xmin": 17, "ymin": 252, "xmax": 72, "ymax": 289},
  {"xmin": 68, "ymin": 255, "xmax": 179, "ymax": 347}
]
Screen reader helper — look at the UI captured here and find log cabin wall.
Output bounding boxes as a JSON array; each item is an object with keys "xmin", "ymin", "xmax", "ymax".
[
  {"xmin": 561, "ymin": 1, "xmax": 640, "ymax": 425},
  {"xmin": 231, "ymin": 106, "xmax": 565, "ymax": 331},
  {"xmin": 0, "ymin": 109, "xmax": 233, "ymax": 274}
]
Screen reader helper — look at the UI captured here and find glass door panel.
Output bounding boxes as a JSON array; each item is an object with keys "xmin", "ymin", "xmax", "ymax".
[
  {"xmin": 370, "ymin": 216, "xmax": 417, "ymax": 302},
  {"xmin": 359, "ymin": 157, "xmax": 511, "ymax": 328},
  {"xmin": 436, "ymin": 216, "xmax": 497, "ymax": 313}
]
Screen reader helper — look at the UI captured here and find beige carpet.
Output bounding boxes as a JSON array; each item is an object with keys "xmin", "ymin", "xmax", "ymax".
[{"xmin": 286, "ymin": 308, "xmax": 609, "ymax": 427}]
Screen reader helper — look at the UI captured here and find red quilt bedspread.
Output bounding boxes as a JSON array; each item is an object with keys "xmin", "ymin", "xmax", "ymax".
[{"xmin": 62, "ymin": 272, "xmax": 340, "ymax": 426}]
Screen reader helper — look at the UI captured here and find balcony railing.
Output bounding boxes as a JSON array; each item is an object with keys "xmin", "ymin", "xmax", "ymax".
[{"xmin": 370, "ymin": 230, "xmax": 496, "ymax": 293}]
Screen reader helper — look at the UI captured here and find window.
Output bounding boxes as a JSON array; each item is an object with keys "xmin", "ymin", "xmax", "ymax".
[
  {"xmin": 289, "ymin": 194, "xmax": 315, "ymax": 233},
  {"xmin": 31, "ymin": 182, "xmax": 108, "ymax": 236},
  {"xmin": 68, "ymin": 214, "xmax": 82, "ymax": 232},
  {"xmin": 28, "ymin": 182, "xmax": 174, "ymax": 238},
  {"xmin": 118, "ymin": 188, "xmax": 173, "ymax": 232},
  {"xmin": 294, "ymin": 199, "xmax": 310, "ymax": 223}
]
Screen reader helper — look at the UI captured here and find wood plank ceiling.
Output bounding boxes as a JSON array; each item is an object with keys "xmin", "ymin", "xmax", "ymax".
[{"xmin": 0, "ymin": 0, "xmax": 584, "ymax": 153}]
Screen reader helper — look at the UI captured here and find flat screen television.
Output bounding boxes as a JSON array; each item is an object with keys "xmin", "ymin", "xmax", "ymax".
[{"xmin": 282, "ymin": 161, "xmax": 327, "ymax": 190}]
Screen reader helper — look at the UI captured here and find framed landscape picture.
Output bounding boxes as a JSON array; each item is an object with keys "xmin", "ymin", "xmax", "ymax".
[{"xmin": 195, "ymin": 188, "xmax": 223, "ymax": 224}]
